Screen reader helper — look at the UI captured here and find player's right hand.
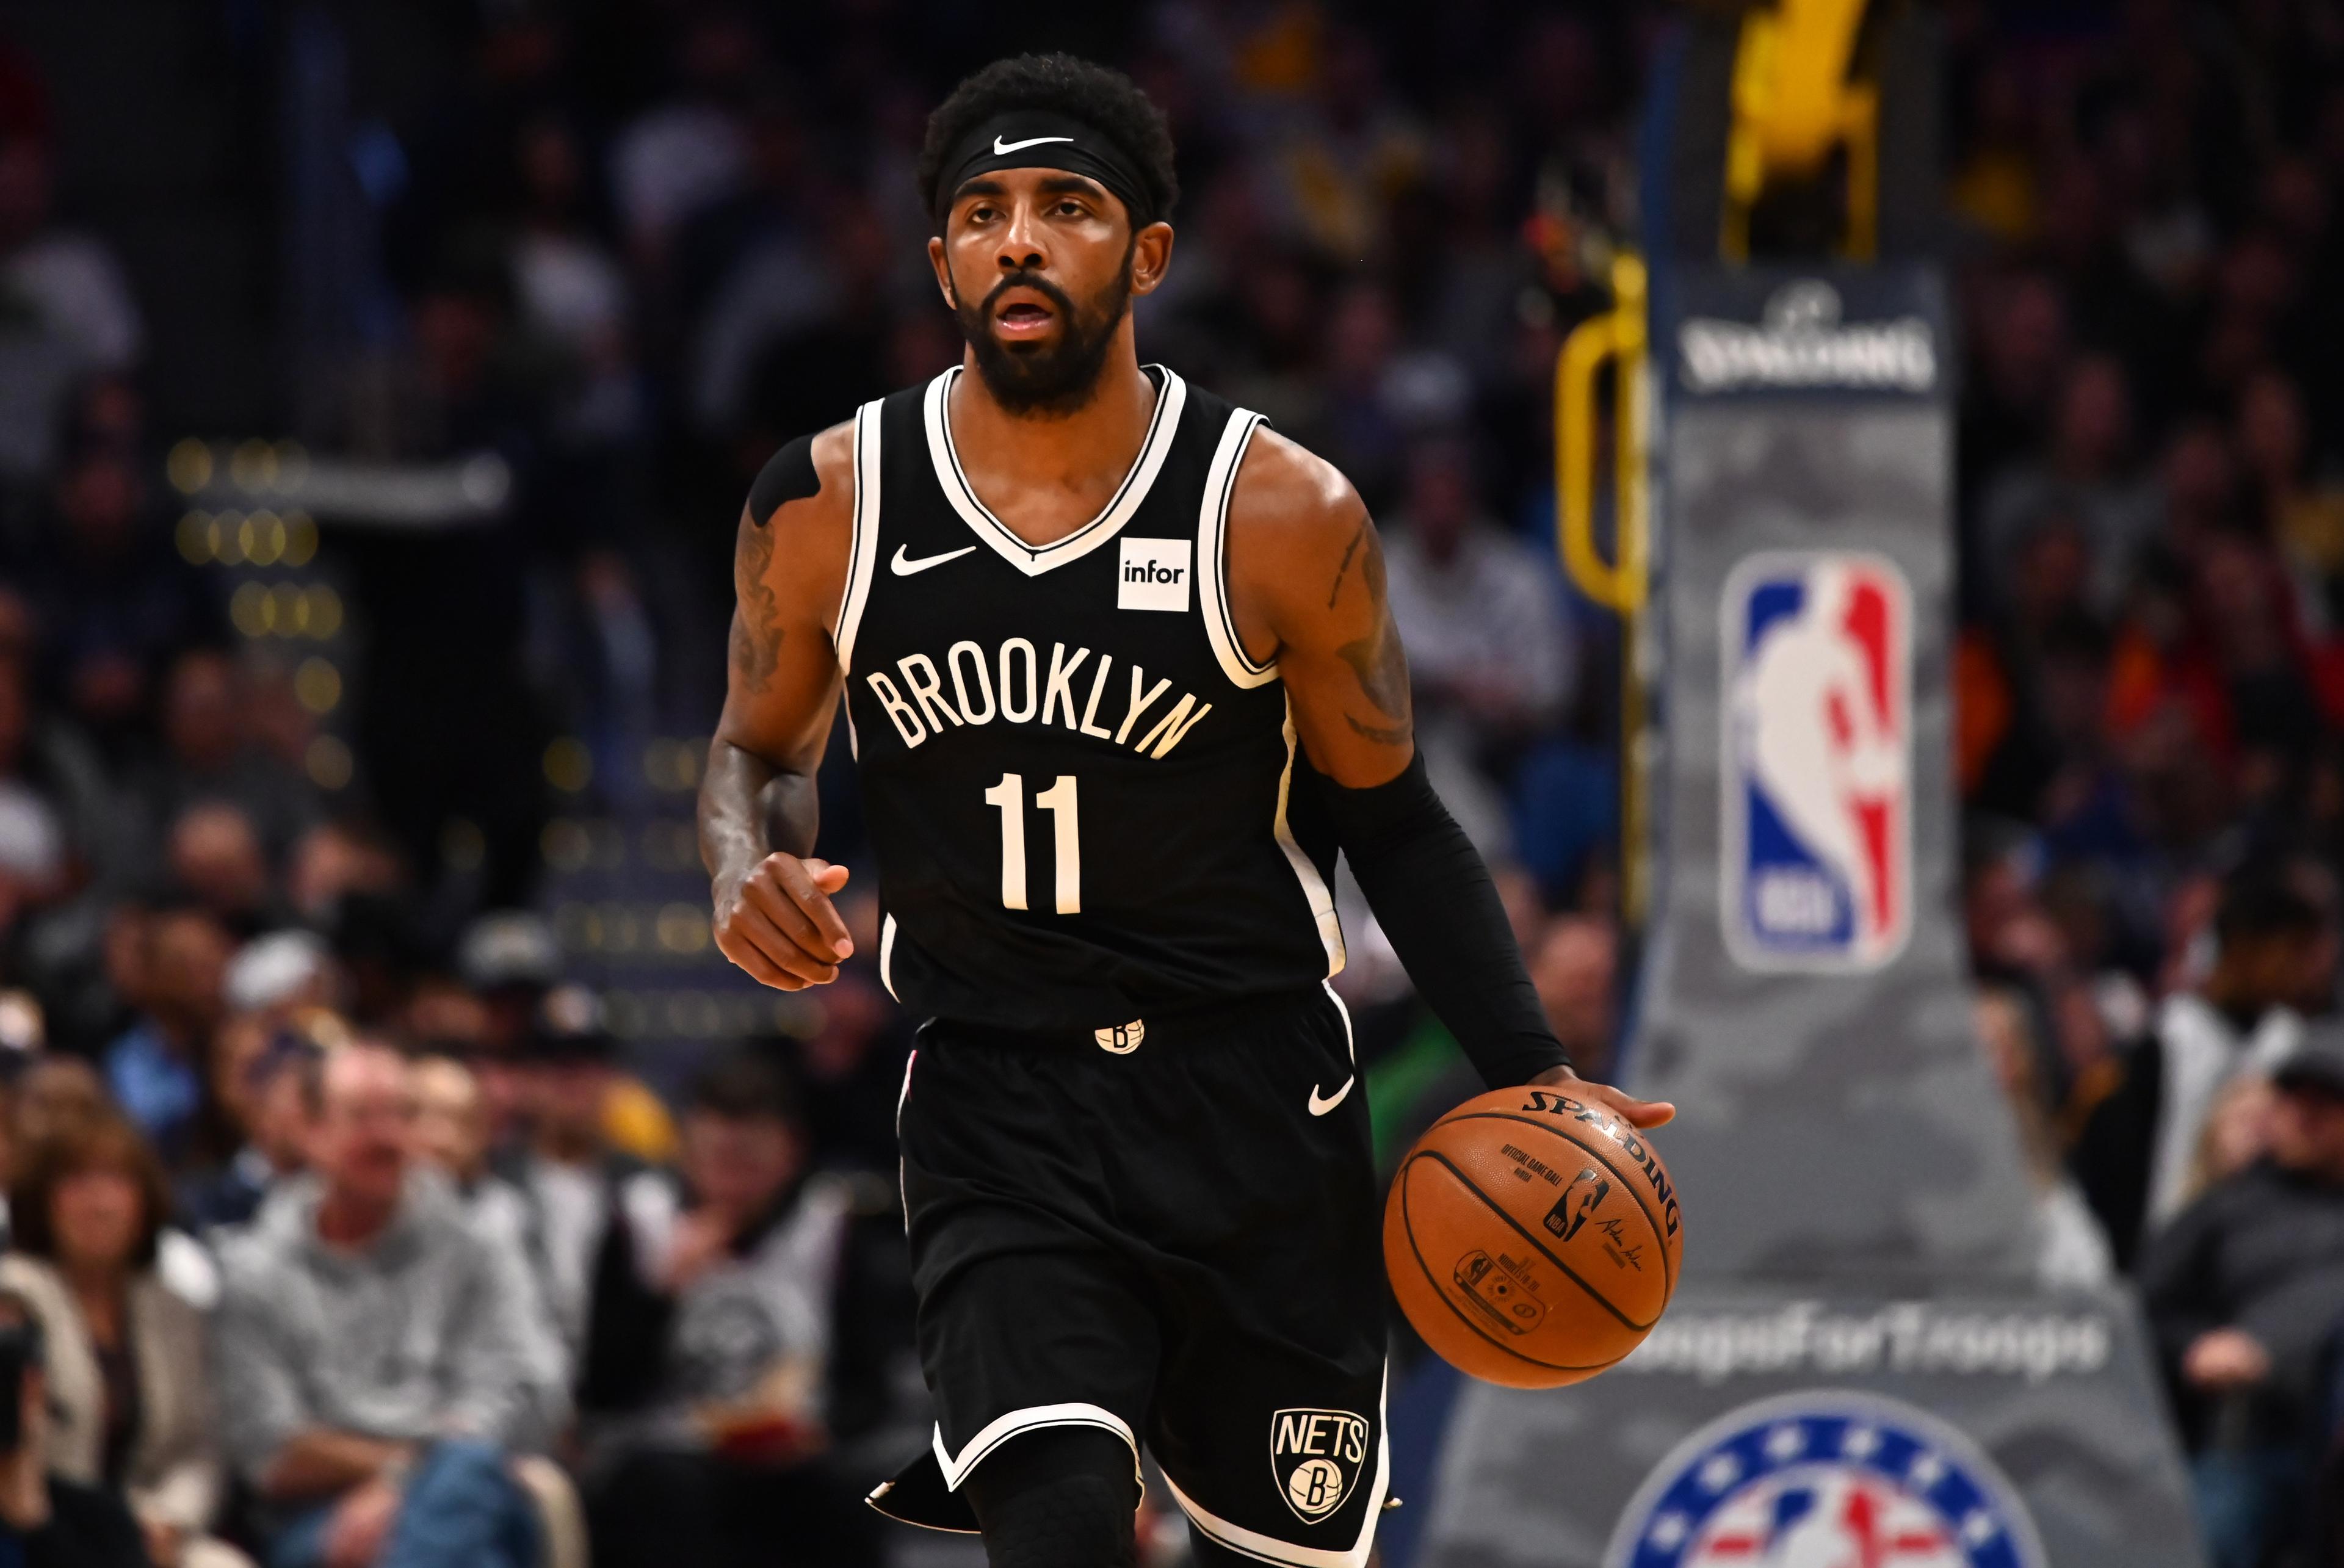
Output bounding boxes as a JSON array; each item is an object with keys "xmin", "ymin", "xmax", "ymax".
[{"xmin": 712, "ymin": 853, "xmax": 854, "ymax": 990}]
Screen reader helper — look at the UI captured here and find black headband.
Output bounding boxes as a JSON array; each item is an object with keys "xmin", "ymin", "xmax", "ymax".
[{"xmin": 932, "ymin": 110, "xmax": 1158, "ymax": 234}]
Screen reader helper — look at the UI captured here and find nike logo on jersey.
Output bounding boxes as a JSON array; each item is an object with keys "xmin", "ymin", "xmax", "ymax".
[
  {"xmin": 891, "ymin": 543, "xmax": 977, "ymax": 577},
  {"xmin": 993, "ymin": 134, "xmax": 1076, "ymax": 155},
  {"xmin": 1308, "ymin": 1077, "xmax": 1354, "ymax": 1117}
]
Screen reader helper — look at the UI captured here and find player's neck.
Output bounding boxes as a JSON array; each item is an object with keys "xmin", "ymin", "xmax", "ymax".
[{"xmin": 947, "ymin": 336, "xmax": 1159, "ymax": 549}]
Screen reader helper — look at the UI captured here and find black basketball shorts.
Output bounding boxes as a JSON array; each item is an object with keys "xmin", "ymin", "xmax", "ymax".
[{"xmin": 866, "ymin": 984, "xmax": 1391, "ymax": 1567}]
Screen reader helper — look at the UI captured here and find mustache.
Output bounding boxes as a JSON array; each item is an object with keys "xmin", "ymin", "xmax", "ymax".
[{"xmin": 980, "ymin": 270, "xmax": 1079, "ymax": 320}]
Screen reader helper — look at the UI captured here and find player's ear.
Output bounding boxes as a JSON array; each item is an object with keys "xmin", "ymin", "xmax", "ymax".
[
  {"xmin": 926, "ymin": 234, "xmax": 958, "ymax": 309},
  {"xmin": 1127, "ymin": 221, "xmax": 1174, "ymax": 298}
]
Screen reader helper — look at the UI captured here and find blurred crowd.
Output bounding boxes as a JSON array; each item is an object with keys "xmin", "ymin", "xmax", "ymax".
[
  {"xmin": 1942, "ymin": 5, "xmax": 2344, "ymax": 1566},
  {"xmin": 0, "ymin": 0, "xmax": 2335, "ymax": 1566}
]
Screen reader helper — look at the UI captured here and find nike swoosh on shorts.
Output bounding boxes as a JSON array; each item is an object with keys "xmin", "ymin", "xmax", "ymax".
[
  {"xmin": 891, "ymin": 543, "xmax": 978, "ymax": 577},
  {"xmin": 1308, "ymin": 1077, "xmax": 1355, "ymax": 1116}
]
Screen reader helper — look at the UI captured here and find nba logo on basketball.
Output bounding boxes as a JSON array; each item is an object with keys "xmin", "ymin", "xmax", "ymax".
[{"xmin": 1722, "ymin": 552, "xmax": 1912, "ymax": 972}]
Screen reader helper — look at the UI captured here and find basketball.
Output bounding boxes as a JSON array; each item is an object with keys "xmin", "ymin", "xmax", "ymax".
[{"xmin": 1384, "ymin": 1085, "xmax": 1683, "ymax": 1389}]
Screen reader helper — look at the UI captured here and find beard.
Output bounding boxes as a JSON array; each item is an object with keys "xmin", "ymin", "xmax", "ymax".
[{"xmin": 955, "ymin": 249, "xmax": 1134, "ymax": 417}]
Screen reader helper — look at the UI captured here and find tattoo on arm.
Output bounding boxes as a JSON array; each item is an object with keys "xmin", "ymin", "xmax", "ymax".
[
  {"xmin": 1333, "ymin": 532, "xmax": 1412, "ymax": 746},
  {"xmin": 1326, "ymin": 519, "xmax": 1366, "ymax": 609},
  {"xmin": 733, "ymin": 516, "xmax": 781, "ymax": 693},
  {"xmin": 1342, "ymin": 709, "xmax": 1411, "ymax": 745}
]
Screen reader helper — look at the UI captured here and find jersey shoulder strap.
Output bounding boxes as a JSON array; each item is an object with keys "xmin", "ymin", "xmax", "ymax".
[
  {"xmin": 833, "ymin": 390, "xmax": 895, "ymax": 674},
  {"xmin": 1190, "ymin": 392, "xmax": 1278, "ymax": 692}
]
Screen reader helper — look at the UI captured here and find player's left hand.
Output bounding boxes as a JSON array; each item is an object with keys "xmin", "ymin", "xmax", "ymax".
[{"xmin": 1529, "ymin": 1065, "xmax": 1675, "ymax": 1129}]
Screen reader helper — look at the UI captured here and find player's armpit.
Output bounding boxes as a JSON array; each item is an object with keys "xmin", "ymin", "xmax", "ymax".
[{"xmin": 1222, "ymin": 428, "xmax": 1415, "ymax": 786}]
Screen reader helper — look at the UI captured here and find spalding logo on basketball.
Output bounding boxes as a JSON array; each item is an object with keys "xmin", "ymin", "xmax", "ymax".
[
  {"xmin": 1383, "ymin": 1086, "xmax": 1682, "ymax": 1388},
  {"xmin": 1604, "ymin": 1392, "xmax": 2046, "ymax": 1568}
]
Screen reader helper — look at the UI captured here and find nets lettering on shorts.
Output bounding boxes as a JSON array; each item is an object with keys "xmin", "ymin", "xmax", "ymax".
[{"xmin": 1269, "ymin": 1407, "xmax": 1370, "ymax": 1523}]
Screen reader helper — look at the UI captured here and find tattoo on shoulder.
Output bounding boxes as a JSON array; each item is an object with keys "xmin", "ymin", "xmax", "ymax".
[{"xmin": 733, "ymin": 518, "xmax": 781, "ymax": 693}]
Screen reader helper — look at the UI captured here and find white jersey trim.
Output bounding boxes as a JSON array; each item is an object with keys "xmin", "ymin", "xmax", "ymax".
[
  {"xmin": 930, "ymin": 1402, "xmax": 1140, "ymax": 1492},
  {"xmin": 1198, "ymin": 408, "xmax": 1279, "ymax": 689},
  {"xmin": 924, "ymin": 364, "xmax": 1186, "ymax": 577},
  {"xmin": 834, "ymin": 399, "xmax": 887, "ymax": 673},
  {"xmin": 1276, "ymin": 699, "xmax": 1345, "ymax": 977},
  {"xmin": 1159, "ymin": 1367, "xmax": 1388, "ymax": 1568},
  {"xmin": 878, "ymin": 913, "xmax": 899, "ymax": 1001},
  {"xmin": 1323, "ymin": 978, "xmax": 1355, "ymax": 1062}
]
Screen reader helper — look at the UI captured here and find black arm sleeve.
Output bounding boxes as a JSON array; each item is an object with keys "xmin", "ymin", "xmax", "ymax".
[{"xmin": 1315, "ymin": 750, "xmax": 1571, "ymax": 1088}]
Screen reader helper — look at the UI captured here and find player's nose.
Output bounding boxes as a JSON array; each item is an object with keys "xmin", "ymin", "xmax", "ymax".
[{"xmin": 994, "ymin": 201, "xmax": 1048, "ymax": 272}]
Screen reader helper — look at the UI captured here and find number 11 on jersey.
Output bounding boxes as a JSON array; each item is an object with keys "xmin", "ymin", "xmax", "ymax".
[{"xmin": 983, "ymin": 773, "xmax": 1080, "ymax": 914}]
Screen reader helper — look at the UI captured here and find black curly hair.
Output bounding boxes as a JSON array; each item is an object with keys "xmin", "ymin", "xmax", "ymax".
[{"xmin": 917, "ymin": 53, "xmax": 1179, "ymax": 231}]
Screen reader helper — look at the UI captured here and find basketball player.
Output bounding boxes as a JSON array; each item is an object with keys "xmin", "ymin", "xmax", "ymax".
[{"xmin": 698, "ymin": 54, "xmax": 1673, "ymax": 1568}]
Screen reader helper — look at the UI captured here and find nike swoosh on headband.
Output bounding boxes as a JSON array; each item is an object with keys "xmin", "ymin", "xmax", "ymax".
[
  {"xmin": 993, "ymin": 134, "xmax": 1076, "ymax": 155},
  {"xmin": 891, "ymin": 543, "xmax": 977, "ymax": 577}
]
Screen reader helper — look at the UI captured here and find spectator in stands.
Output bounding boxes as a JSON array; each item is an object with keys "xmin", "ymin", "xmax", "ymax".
[
  {"xmin": 1977, "ymin": 353, "xmax": 2159, "ymax": 617},
  {"xmin": 1382, "ymin": 433, "xmax": 1571, "ymax": 850},
  {"xmin": 103, "ymin": 903, "xmax": 230, "ymax": 1168},
  {"xmin": 1956, "ymin": 271, "xmax": 2068, "ymax": 524},
  {"xmin": 222, "ymin": 931, "xmax": 335, "ymax": 1025},
  {"xmin": 177, "ymin": 1024, "xmax": 316, "ymax": 1236},
  {"xmin": 454, "ymin": 912, "xmax": 562, "ymax": 1134},
  {"xmin": 1974, "ymin": 987, "xmax": 2115, "ymax": 1288},
  {"xmin": 165, "ymin": 804, "xmax": 276, "ymax": 938},
  {"xmin": 0, "ymin": 132, "xmax": 142, "ymax": 484},
  {"xmin": 0, "ymin": 657, "xmax": 82, "ymax": 917},
  {"xmin": 11, "ymin": 1057, "xmax": 102, "ymax": 1165},
  {"xmin": 37, "ymin": 445, "xmax": 214, "ymax": 772},
  {"xmin": 283, "ymin": 824, "xmax": 404, "ymax": 931},
  {"xmin": 2185, "ymin": 1074, "xmax": 2277, "ymax": 1205},
  {"xmin": 2237, "ymin": 368, "xmax": 2344, "ymax": 612},
  {"xmin": 0, "ymin": 1286, "xmax": 153, "ymax": 1567},
  {"xmin": 2097, "ymin": 870, "xmax": 2331, "ymax": 1254},
  {"xmin": 0, "ymin": 137, "xmax": 138, "ymax": 373},
  {"xmin": 0, "ymin": 1112, "xmax": 247, "ymax": 1568},
  {"xmin": 410, "ymin": 1053, "xmax": 555, "ymax": 1353},
  {"xmin": 143, "ymin": 651, "xmax": 318, "ymax": 869},
  {"xmin": 212, "ymin": 1041, "xmax": 565, "ymax": 1568},
  {"xmin": 506, "ymin": 114, "xmax": 640, "ymax": 446},
  {"xmin": 2140, "ymin": 1028, "xmax": 2344, "ymax": 1568},
  {"xmin": 505, "ymin": 989, "xmax": 635, "ymax": 1354},
  {"xmin": 579, "ymin": 1051, "xmax": 869, "ymax": 1568},
  {"xmin": 1530, "ymin": 914, "xmax": 1617, "ymax": 1083},
  {"xmin": 608, "ymin": 10, "xmax": 758, "ymax": 266}
]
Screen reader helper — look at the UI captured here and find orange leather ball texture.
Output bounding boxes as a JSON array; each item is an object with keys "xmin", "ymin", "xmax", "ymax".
[{"xmin": 1384, "ymin": 1084, "xmax": 1684, "ymax": 1389}]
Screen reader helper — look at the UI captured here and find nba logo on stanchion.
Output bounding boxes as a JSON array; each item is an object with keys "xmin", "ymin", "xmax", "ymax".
[
  {"xmin": 1604, "ymin": 1392, "xmax": 2047, "ymax": 1568},
  {"xmin": 1721, "ymin": 553, "xmax": 1911, "ymax": 972}
]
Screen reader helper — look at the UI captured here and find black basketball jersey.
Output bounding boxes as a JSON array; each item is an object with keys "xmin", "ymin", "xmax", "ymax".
[{"xmin": 833, "ymin": 364, "xmax": 1347, "ymax": 1038}]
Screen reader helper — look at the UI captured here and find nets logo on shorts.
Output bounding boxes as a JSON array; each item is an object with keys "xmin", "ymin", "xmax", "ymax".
[
  {"xmin": 1722, "ymin": 552, "xmax": 1912, "ymax": 972},
  {"xmin": 1269, "ymin": 1407, "xmax": 1370, "ymax": 1524},
  {"xmin": 1605, "ymin": 1392, "xmax": 2046, "ymax": 1568}
]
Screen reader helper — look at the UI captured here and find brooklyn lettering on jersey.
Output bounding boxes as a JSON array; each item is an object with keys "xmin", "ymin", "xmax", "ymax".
[{"xmin": 863, "ymin": 635, "xmax": 1213, "ymax": 759}]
